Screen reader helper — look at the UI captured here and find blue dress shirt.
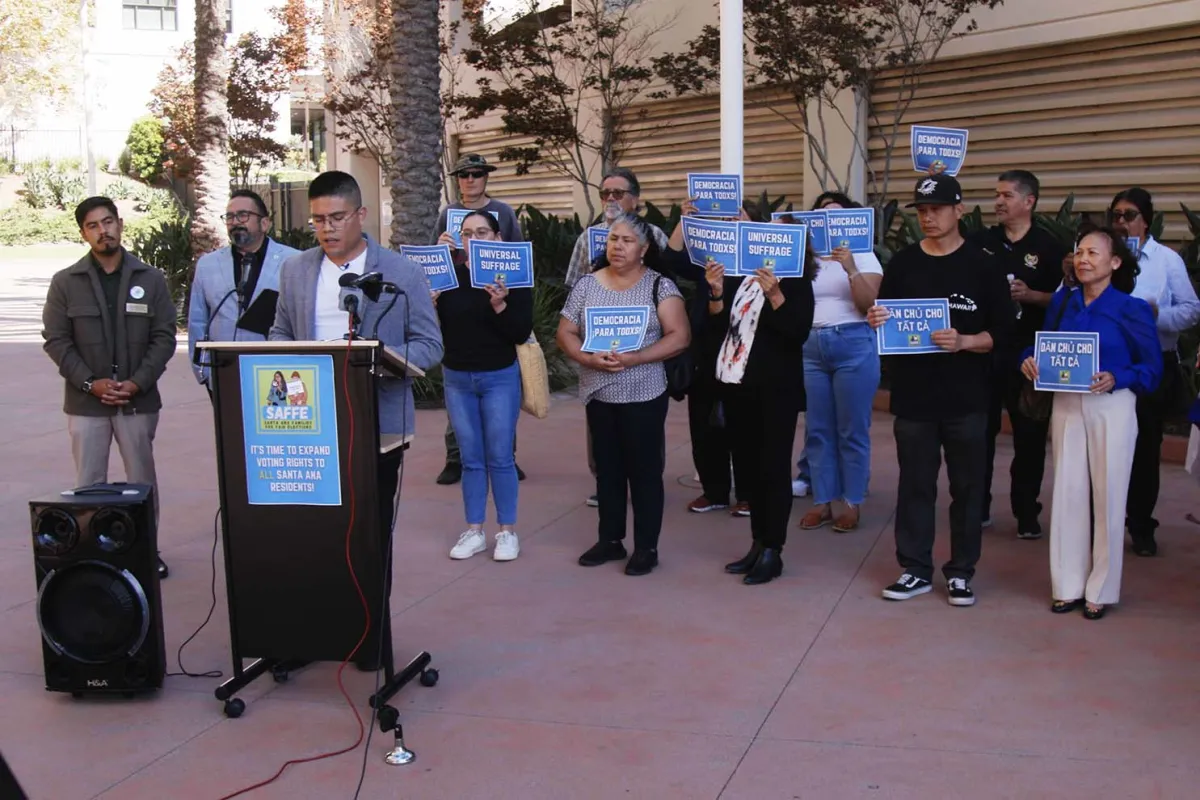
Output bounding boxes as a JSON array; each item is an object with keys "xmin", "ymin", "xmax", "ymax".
[{"xmin": 1026, "ymin": 285, "xmax": 1163, "ymax": 395}]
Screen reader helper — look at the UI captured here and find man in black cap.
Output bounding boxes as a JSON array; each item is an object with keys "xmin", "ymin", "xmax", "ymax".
[
  {"xmin": 972, "ymin": 170, "xmax": 1068, "ymax": 539},
  {"xmin": 867, "ymin": 174, "xmax": 1011, "ymax": 607},
  {"xmin": 433, "ymin": 153, "xmax": 525, "ymax": 484}
]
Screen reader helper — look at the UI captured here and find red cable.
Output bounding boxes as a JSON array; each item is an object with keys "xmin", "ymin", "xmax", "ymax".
[{"xmin": 218, "ymin": 321, "xmax": 373, "ymax": 800}]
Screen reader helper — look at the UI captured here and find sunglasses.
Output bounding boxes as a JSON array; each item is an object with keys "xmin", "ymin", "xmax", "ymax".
[
  {"xmin": 1110, "ymin": 209, "xmax": 1141, "ymax": 223},
  {"xmin": 458, "ymin": 170, "xmax": 487, "ymax": 180},
  {"xmin": 599, "ymin": 189, "xmax": 630, "ymax": 200}
]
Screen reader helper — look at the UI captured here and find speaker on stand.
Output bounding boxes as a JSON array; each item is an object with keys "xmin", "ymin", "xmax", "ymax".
[{"xmin": 29, "ymin": 483, "xmax": 165, "ymax": 697}]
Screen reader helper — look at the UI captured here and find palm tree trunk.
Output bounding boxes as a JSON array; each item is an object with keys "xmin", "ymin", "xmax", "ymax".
[
  {"xmin": 191, "ymin": 0, "xmax": 231, "ymax": 261},
  {"xmin": 388, "ymin": 0, "xmax": 443, "ymax": 249}
]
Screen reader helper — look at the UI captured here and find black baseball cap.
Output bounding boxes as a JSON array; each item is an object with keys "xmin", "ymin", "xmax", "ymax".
[{"xmin": 905, "ymin": 174, "xmax": 963, "ymax": 207}]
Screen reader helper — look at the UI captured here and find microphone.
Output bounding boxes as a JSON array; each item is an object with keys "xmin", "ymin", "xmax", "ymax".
[
  {"xmin": 193, "ymin": 287, "xmax": 239, "ymax": 368},
  {"xmin": 339, "ymin": 270, "xmax": 399, "ymax": 303},
  {"xmin": 236, "ymin": 251, "xmax": 253, "ymax": 311}
]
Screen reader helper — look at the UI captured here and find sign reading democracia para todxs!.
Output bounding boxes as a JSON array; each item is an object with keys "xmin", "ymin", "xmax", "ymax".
[{"xmin": 240, "ymin": 354, "xmax": 342, "ymax": 506}]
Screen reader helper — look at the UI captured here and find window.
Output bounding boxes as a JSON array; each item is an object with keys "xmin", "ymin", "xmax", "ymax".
[{"xmin": 122, "ymin": 0, "xmax": 177, "ymax": 32}]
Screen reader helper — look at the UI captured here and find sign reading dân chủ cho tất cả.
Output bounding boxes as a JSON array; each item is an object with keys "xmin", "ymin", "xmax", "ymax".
[{"xmin": 240, "ymin": 354, "xmax": 342, "ymax": 506}]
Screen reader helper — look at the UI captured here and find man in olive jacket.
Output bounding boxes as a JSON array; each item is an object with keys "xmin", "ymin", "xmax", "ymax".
[{"xmin": 41, "ymin": 196, "xmax": 178, "ymax": 578}]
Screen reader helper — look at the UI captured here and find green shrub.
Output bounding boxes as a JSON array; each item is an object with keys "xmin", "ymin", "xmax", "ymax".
[
  {"xmin": 0, "ymin": 156, "xmax": 13, "ymax": 175},
  {"xmin": 20, "ymin": 163, "xmax": 85, "ymax": 210},
  {"xmin": 127, "ymin": 215, "xmax": 193, "ymax": 320},
  {"xmin": 124, "ymin": 117, "xmax": 167, "ymax": 183},
  {"xmin": 275, "ymin": 226, "xmax": 317, "ymax": 251},
  {"xmin": 0, "ymin": 207, "xmax": 79, "ymax": 246}
]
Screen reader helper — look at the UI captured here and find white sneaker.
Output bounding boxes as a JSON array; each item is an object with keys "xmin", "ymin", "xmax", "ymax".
[
  {"xmin": 791, "ymin": 478, "xmax": 810, "ymax": 497},
  {"xmin": 449, "ymin": 529, "xmax": 486, "ymax": 560},
  {"xmin": 493, "ymin": 531, "xmax": 520, "ymax": 562}
]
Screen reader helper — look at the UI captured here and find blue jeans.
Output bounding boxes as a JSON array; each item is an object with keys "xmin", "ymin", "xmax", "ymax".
[
  {"xmin": 802, "ymin": 322, "xmax": 880, "ymax": 505},
  {"xmin": 443, "ymin": 361, "xmax": 521, "ymax": 526}
]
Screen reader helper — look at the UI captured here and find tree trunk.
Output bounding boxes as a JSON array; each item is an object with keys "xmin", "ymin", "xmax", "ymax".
[
  {"xmin": 388, "ymin": 0, "xmax": 443, "ymax": 249},
  {"xmin": 191, "ymin": 0, "xmax": 231, "ymax": 260}
]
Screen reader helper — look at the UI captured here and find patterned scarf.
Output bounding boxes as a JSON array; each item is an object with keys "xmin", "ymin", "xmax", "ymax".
[{"xmin": 716, "ymin": 278, "xmax": 766, "ymax": 385}]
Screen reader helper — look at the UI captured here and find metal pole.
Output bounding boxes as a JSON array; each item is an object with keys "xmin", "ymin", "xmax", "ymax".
[
  {"xmin": 719, "ymin": 0, "xmax": 743, "ymax": 179},
  {"xmin": 79, "ymin": 0, "xmax": 97, "ymax": 193}
]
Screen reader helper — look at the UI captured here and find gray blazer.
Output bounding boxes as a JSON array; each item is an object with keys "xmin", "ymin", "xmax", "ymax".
[
  {"xmin": 269, "ymin": 234, "xmax": 443, "ymax": 436},
  {"xmin": 187, "ymin": 237, "xmax": 299, "ymax": 384}
]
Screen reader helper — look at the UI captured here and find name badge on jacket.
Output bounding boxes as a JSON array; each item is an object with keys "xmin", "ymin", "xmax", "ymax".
[{"xmin": 126, "ymin": 302, "xmax": 149, "ymax": 314}]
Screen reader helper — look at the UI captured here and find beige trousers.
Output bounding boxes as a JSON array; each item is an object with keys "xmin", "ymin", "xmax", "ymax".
[
  {"xmin": 68, "ymin": 412, "xmax": 160, "ymax": 526},
  {"xmin": 1049, "ymin": 390, "xmax": 1137, "ymax": 605}
]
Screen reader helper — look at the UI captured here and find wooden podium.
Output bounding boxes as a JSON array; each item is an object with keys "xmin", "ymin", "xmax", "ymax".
[{"xmin": 196, "ymin": 339, "xmax": 437, "ymax": 720}]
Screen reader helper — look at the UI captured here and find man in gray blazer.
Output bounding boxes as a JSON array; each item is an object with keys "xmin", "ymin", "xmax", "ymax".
[
  {"xmin": 270, "ymin": 171, "xmax": 442, "ymax": 670},
  {"xmin": 187, "ymin": 189, "xmax": 299, "ymax": 388}
]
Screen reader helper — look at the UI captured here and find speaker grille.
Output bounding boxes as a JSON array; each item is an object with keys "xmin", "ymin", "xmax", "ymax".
[
  {"xmin": 91, "ymin": 507, "xmax": 138, "ymax": 553},
  {"xmin": 37, "ymin": 562, "xmax": 150, "ymax": 665},
  {"xmin": 33, "ymin": 508, "xmax": 80, "ymax": 555}
]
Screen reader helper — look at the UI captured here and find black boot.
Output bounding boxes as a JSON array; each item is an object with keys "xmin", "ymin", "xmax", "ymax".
[
  {"xmin": 743, "ymin": 548, "xmax": 783, "ymax": 585},
  {"xmin": 724, "ymin": 542, "xmax": 764, "ymax": 575},
  {"xmin": 436, "ymin": 462, "xmax": 462, "ymax": 485}
]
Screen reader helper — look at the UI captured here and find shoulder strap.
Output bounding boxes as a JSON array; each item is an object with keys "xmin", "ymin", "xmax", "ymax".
[
  {"xmin": 652, "ymin": 274, "xmax": 661, "ymax": 306},
  {"xmin": 1048, "ymin": 290, "xmax": 1070, "ymax": 332}
]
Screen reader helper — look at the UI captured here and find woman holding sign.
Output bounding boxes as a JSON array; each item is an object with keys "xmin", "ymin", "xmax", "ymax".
[
  {"xmin": 796, "ymin": 193, "xmax": 883, "ymax": 533},
  {"xmin": 1020, "ymin": 228, "xmax": 1161, "ymax": 619},
  {"xmin": 433, "ymin": 211, "xmax": 534, "ymax": 562},
  {"xmin": 707, "ymin": 247, "xmax": 816, "ymax": 585},
  {"xmin": 557, "ymin": 213, "xmax": 690, "ymax": 576}
]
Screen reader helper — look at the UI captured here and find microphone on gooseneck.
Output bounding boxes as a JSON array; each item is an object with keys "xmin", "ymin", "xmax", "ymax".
[
  {"xmin": 337, "ymin": 270, "xmax": 364, "ymax": 337},
  {"xmin": 237, "ymin": 252, "xmax": 253, "ymax": 312}
]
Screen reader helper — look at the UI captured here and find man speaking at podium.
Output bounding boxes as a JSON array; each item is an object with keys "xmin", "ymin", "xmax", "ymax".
[{"xmin": 270, "ymin": 171, "xmax": 443, "ymax": 667}]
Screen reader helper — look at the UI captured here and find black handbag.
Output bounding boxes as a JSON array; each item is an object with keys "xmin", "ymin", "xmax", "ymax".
[
  {"xmin": 1017, "ymin": 294, "xmax": 1070, "ymax": 422},
  {"xmin": 653, "ymin": 275, "xmax": 693, "ymax": 401}
]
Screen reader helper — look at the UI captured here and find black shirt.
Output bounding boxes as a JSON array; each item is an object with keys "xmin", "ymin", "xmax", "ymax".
[
  {"xmin": 971, "ymin": 224, "xmax": 1067, "ymax": 357},
  {"xmin": 435, "ymin": 265, "xmax": 534, "ymax": 372},
  {"xmin": 92, "ymin": 255, "xmax": 122, "ymax": 345},
  {"xmin": 231, "ymin": 243, "xmax": 269, "ymax": 308},
  {"xmin": 709, "ymin": 273, "xmax": 815, "ymax": 390},
  {"xmin": 878, "ymin": 240, "xmax": 1011, "ymax": 421}
]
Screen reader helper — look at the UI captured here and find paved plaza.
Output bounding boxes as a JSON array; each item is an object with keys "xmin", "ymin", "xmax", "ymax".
[{"xmin": 1, "ymin": 245, "xmax": 1198, "ymax": 799}]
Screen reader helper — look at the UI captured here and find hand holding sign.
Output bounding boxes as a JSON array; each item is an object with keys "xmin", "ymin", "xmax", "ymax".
[
  {"xmin": 485, "ymin": 280, "xmax": 509, "ymax": 313},
  {"xmin": 705, "ymin": 259, "xmax": 725, "ymax": 296},
  {"xmin": 1090, "ymin": 371, "xmax": 1116, "ymax": 394},
  {"xmin": 866, "ymin": 304, "xmax": 891, "ymax": 330},
  {"xmin": 930, "ymin": 328, "xmax": 963, "ymax": 353}
]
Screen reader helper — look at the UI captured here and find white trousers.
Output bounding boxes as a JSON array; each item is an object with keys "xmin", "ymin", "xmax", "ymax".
[
  {"xmin": 1049, "ymin": 390, "xmax": 1137, "ymax": 604},
  {"xmin": 68, "ymin": 412, "xmax": 160, "ymax": 526}
]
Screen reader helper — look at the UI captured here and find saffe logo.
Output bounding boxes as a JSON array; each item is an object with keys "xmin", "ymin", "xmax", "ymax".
[{"xmin": 87, "ymin": 679, "xmax": 109, "ymax": 687}]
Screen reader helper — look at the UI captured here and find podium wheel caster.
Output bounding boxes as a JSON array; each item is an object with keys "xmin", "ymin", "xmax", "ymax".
[
  {"xmin": 419, "ymin": 668, "xmax": 439, "ymax": 687},
  {"xmin": 224, "ymin": 698, "xmax": 246, "ymax": 718}
]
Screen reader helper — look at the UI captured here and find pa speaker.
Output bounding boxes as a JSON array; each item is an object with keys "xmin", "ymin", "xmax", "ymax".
[{"xmin": 30, "ymin": 483, "xmax": 164, "ymax": 696}]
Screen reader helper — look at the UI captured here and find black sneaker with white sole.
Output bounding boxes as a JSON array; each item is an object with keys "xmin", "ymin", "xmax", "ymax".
[
  {"xmin": 946, "ymin": 577, "xmax": 976, "ymax": 606},
  {"xmin": 881, "ymin": 573, "xmax": 932, "ymax": 601},
  {"xmin": 1016, "ymin": 518, "xmax": 1043, "ymax": 540}
]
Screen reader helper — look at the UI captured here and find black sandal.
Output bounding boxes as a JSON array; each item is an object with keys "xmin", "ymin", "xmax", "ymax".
[
  {"xmin": 1051, "ymin": 599, "xmax": 1083, "ymax": 614},
  {"xmin": 1083, "ymin": 604, "xmax": 1107, "ymax": 620}
]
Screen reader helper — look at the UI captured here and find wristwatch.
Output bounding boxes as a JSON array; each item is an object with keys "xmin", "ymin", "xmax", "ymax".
[{"xmin": 82, "ymin": 377, "xmax": 96, "ymax": 394}]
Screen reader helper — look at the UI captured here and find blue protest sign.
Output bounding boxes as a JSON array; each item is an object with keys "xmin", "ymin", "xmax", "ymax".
[
  {"xmin": 581, "ymin": 305, "xmax": 651, "ymax": 354},
  {"xmin": 467, "ymin": 240, "xmax": 535, "ymax": 289},
  {"xmin": 240, "ymin": 354, "xmax": 342, "ymax": 506},
  {"xmin": 445, "ymin": 208, "xmax": 501, "ymax": 248},
  {"xmin": 876, "ymin": 299, "xmax": 951, "ymax": 355},
  {"xmin": 400, "ymin": 244, "xmax": 458, "ymax": 292},
  {"xmin": 688, "ymin": 173, "xmax": 742, "ymax": 216},
  {"xmin": 680, "ymin": 216, "xmax": 739, "ymax": 272},
  {"xmin": 587, "ymin": 226, "xmax": 609, "ymax": 262},
  {"xmin": 910, "ymin": 126, "xmax": 969, "ymax": 177},
  {"xmin": 825, "ymin": 208, "xmax": 875, "ymax": 254},
  {"xmin": 737, "ymin": 221, "xmax": 806, "ymax": 277},
  {"xmin": 1034, "ymin": 331, "xmax": 1099, "ymax": 393},
  {"xmin": 774, "ymin": 210, "xmax": 830, "ymax": 256}
]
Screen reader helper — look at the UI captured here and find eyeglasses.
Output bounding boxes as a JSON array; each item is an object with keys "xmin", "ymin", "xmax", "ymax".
[
  {"xmin": 308, "ymin": 207, "xmax": 362, "ymax": 230},
  {"xmin": 461, "ymin": 227, "xmax": 495, "ymax": 239},
  {"xmin": 599, "ymin": 189, "xmax": 630, "ymax": 201},
  {"xmin": 222, "ymin": 210, "xmax": 266, "ymax": 224},
  {"xmin": 1110, "ymin": 209, "xmax": 1141, "ymax": 223},
  {"xmin": 458, "ymin": 171, "xmax": 487, "ymax": 180}
]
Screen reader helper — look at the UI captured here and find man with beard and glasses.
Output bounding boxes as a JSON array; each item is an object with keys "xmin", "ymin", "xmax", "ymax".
[
  {"xmin": 188, "ymin": 189, "xmax": 299, "ymax": 394},
  {"xmin": 42, "ymin": 197, "xmax": 178, "ymax": 579}
]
